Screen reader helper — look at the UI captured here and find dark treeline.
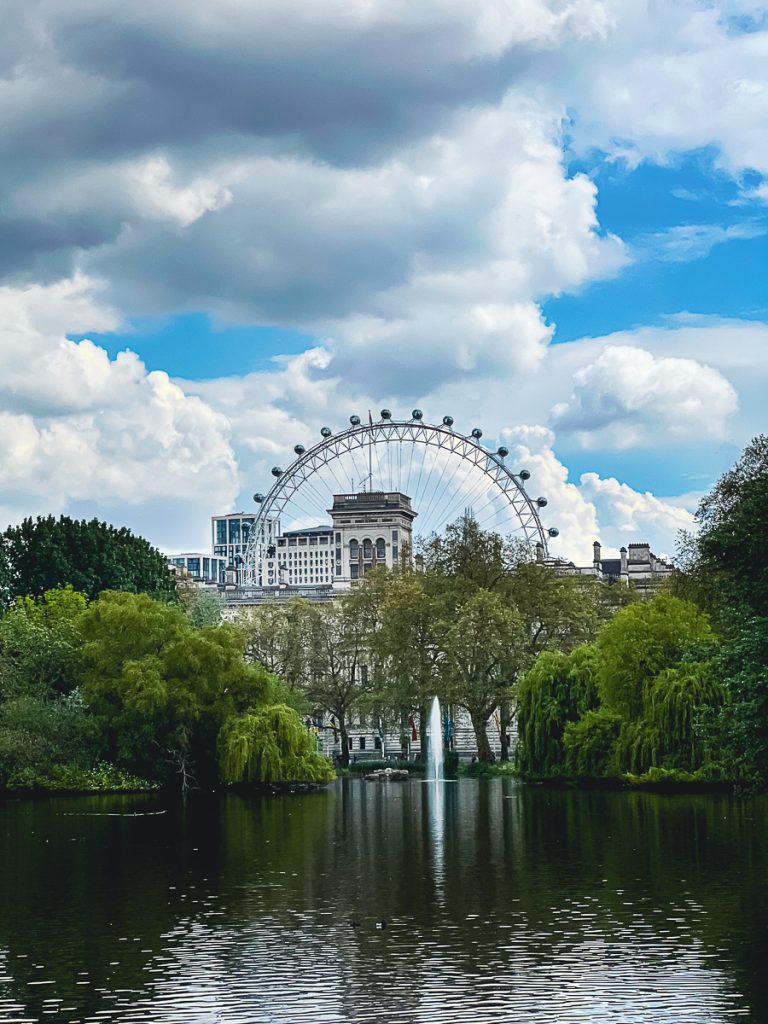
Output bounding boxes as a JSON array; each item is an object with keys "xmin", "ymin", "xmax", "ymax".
[{"xmin": 0, "ymin": 516, "xmax": 333, "ymax": 793}]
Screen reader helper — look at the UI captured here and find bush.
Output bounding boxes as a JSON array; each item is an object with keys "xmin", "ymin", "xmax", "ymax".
[{"xmin": 5, "ymin": 761, "xmax": 157, "ymax": 793}]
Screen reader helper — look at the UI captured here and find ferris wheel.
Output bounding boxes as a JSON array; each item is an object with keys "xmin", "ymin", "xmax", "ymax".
[{"xmin": 243, "ymin": 410, "xmax": 558, "ymax": 584}]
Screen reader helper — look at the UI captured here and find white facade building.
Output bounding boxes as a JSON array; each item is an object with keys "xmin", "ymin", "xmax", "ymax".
[{"xmin": 263, "ymin": 526, "xmax": 336, "ymax": 588}]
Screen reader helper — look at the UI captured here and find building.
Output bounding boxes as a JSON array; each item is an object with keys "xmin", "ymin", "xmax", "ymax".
[
  {"xmin": 212, "ymin": 511, "xmax": 280, "ymax": 584},
  {"xmin": 330, "ymin": 491, "xmax": 416, "ymax": 583},
  {"xmin": 547, "ymin": 540, "xmax": 675, "ymax": 594},
  {"xmin": 167, "ymin": 552, "xmax": 227, "ymax": 584},
  {"xmin": 263, "ymin": 525, "xmax": 336, "ymax": 588}
]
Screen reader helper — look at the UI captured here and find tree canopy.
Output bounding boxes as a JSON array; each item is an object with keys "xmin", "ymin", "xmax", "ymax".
[{"xmin": 1, "ymin": 515, "xmax": 176, "ymax": 604}]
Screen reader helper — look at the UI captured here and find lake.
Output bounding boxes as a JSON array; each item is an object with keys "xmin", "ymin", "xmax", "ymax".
[{"xmin": 1, "ymin": 778, "xmax": 766, "ymax": 1023}]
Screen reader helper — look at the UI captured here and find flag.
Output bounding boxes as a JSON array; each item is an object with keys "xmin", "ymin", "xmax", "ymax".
[{"xmin": 408, "ymin": 715, "xmax": 417, "ymax": 742}]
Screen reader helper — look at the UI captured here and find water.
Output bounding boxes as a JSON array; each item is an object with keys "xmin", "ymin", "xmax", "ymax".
[
  {"xmin": 1, "ymin": 782, "xmax": 767, "ymax": 1023},
  {"xmin": 427, "ymin": 696, "xmax": 444, "ymax": 781}
]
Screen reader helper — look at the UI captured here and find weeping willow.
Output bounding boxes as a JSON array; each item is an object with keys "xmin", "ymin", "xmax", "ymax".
[
  {"xmin": 218, "ymin": 704, "xmax": 335, "ymax": 785},
  {"xmin": 516, "ymin": 647, "xmax": 599, "ymax": 776},
  {"xmin": 615, "ymin": 662, "xmax": 725, "ymax": 774}
]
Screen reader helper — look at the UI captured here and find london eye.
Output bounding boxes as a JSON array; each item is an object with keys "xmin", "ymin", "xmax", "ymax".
[{"xmin": 243, "ymin": 410, "xmax": 558, "ymax": 584}]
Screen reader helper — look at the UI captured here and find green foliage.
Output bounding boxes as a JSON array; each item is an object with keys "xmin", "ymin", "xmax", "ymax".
[
  {"xmin": 595, "ymin": 595, "xmax": 715, "ymax": 720},
  {"xmin": 563, "ymin": 709, "xmax": 622, "ymax": 777},
  {"xmin": 0, "ymin": 692, "xmax": 101, "ymax": 789},
  {"xmin": 2, "ymin": 515, "xmax": 176, "ymax": 603},
  {"xmin": 0, "ymin": 587, "xmax": 87, "ymax": 698},
  {"xmin": 78, "ymin": 591, "xmax": 270, "ymax": 784},
  {"xmin": 218, "ymin": 704, "xmax": 335, "ymax": 785},
  {"xmin": 442, "ymin": 588, "xmax": 525, "ymax": 761},
  {"xmin": 703, "ymin": 617, "xmax": 768, "ymax": 789},
  {"xmin": 516, "ymin": 647, "xmax": 600, "ymax": 775},
  {"xmin": 683, "ymin": 434, "xmax": 768, "ymax": 618},
  {"xmin": 183, "ymin": 588, "xmax": 223, "ymax": 629},
  {"xmin": 4, "ymin": 761, "xmax": 157, "ymax": 793}
]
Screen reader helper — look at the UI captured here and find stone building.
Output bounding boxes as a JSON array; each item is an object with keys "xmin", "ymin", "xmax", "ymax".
[{"xmin": 329, "ymin": 490, "xmax": 416, "ymax": 583}]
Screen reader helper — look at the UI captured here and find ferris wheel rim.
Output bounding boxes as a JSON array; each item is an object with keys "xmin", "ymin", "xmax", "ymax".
[{"xmin": 243, "ymin": 415, "xmax": 555, "ymax": 584}]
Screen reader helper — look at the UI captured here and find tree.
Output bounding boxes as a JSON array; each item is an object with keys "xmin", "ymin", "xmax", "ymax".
[
  {"xmin": 0, "ymin": 587, "xmax": 87, "ymax": 699},
  {"xmin": 595, "ymin": 595, "xmax": 715, "ymax": 721},
  {"xmin": 2, "ymin": 516, "xmax": 176, "ymax": 603},
  {"xmin": 371, "ymin": 568, "xmax": 450, "ymax": 757},
  {"xmin": 78, "ymin": 592, "xmax": 270, "ymax": 787},
  {"xmin": 288, "ymin": 598, "xmax": 375, "ymax": 767},
  {"xmin": 0, "ymin": 588, "xmax": 99, "ymax": 790},
  {"xmin": 219, "ymin": 705, "xmax": 335, "ymax": 785},
  {"xmin": 442, "ymin": 589, "xmax": 526, "ymax": 762},
  {"xmin": 516, "ymin": 646, "xmax": 600, "ymax": 776},
  {"xmin": 678, "ymin": 435, "xmax": 768, "ymax": 619},
  {"xmin": 182, "ymin": 588, "xmax": 223, "ymax": 629}
]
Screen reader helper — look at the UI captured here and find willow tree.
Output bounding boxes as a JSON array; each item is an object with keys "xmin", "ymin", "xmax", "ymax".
[
  {"xmin": 516, "ymin": 646, "xmax": 600, "ymax": 776},
  {"xmin": 219, "ymin": 704, "xmax": 334, "ymax": 785},
  {"xmin": 78, "ymin": 591, "xmax": 271, "ymax": 786}
]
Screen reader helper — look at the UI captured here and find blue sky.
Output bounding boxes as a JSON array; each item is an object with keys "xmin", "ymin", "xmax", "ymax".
[{"xmin": 4, "ymin": 1, "xmax": 768, "ymax": 561}]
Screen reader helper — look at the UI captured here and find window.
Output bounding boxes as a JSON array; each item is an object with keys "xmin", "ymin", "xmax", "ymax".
[
  {"xmin": 393, "ymin": 546, "xmax": 399, "ymax": 561},
  {"xmin": 362, "ymin": 538, "xmax": 373, "ymax": 560},
  {"xmin": 374, "ymin": 736, "xmax": 382, "ymax": 750},
  {"xmin": 392, "ymin": 529, "xmax": 399, "ymax": 540},
  {"xmin": 349, "ymin": 539, "xmax": 359, "ymax": 560},
  {"xmin": 376, "ymin": 538, "xmax": 386, "ymax": 560},
  {"xmin": 359, "ymin": 737, "xmax": 366, "ymax": 750},
  {"xmin": 350, "ymin": 564, "xmax": 359, "ymax": 580},
  {"xmin": 203, "ymin": 558, "xmax": 210, "ymax": 576},
  {"xmin": 228, "ymin": 520, "xmax": 241, "ymax": 544},
  {"xmin": 215, "ymin": 520, "xmax": 227, "ymax": 544},
  {"xmin": 187, "ymin": 558, "xmax": 200, "ymax": 575}
]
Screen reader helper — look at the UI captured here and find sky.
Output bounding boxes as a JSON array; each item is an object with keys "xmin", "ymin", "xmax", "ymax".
[{"xmin": 2, "ymin": 0, "xmax": 768, "ymax": 564}]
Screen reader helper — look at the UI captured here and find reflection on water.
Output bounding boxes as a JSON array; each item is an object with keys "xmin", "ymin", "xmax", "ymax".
[{"xmin": 1, "ymin": 781, "xmax": 767, "ymax": 1023}]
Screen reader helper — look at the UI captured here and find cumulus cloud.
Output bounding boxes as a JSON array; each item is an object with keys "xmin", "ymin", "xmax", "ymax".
[
  {"xmin": 549, "ymin": 345, "xmax": 738, "ymax": 448},
  {"xmin": 578, "ymin": 473, "xmax": 694, "ymax": 556},
  {"xmin": 0, "ymin": 277, "xmax": 238, "ymax": 544}
]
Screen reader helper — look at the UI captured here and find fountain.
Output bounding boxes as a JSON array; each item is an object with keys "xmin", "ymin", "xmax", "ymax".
[{"xmin": 427, "ymin": 696, "xmax": 444, "ymax": 782}]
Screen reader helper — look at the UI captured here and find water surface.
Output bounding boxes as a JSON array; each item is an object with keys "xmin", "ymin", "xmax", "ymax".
[{"xmin": 1, "ymin": 779, "xmax": 766, "ymax": 1023}]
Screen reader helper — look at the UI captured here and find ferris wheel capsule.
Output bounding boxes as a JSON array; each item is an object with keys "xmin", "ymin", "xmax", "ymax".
[
  {"xmin": 536, "ymin": 496, "xmax": 548, "ymax": 508},
  {"xmin": 294, "ymin": 444, "xmax": 306, "ymax": 456},
  {"xmin": 320, "ymin": 426, "xmax": 332, "ymax": 438},
  {"xmin": 471, "ymin": 427, "xmax": 483, "ymax": 439},
  {"xmin": 442, "ymin": 415, "xmax": 454, "ymax": 427},
  {"xmin": 253, "ymin": 492, "xmax": 264, "ymax": 503},
  {"xmin": 548, "ymin": 527, "xmax": 559, "ymax": 538},
  {"xmin": 350, "ymin": 415, "xmax": 361, "ymax": 426},
  {"xmin": 519, "ymin": 468, "xmax": 531, "ymax": 480},
  {"xmin": 380, "ymin": 409, "xmax": 392, "ymax": 420},
  {"xmin": 412, "ymin": 409, "xmax": 423, "ymax": 420},
  {"xmin": 497, "ymin": 445, "xmax": 509, "ymax": 458}
]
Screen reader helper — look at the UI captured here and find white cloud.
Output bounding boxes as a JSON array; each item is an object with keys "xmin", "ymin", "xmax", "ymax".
[
  {"xmin": 550, "ymin": 344, "xmax": 738, "ymax": 448},
  {"xmin": 560, "ymin": 1, "xmax": 768, "ymax": 176},
  {"xmin": 579, "ymin": 472, "xmax": 694, "ymax": 553},
  {"xmin": 0, "ymin": 277, "xmax": 238, "ymax": 538}
]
